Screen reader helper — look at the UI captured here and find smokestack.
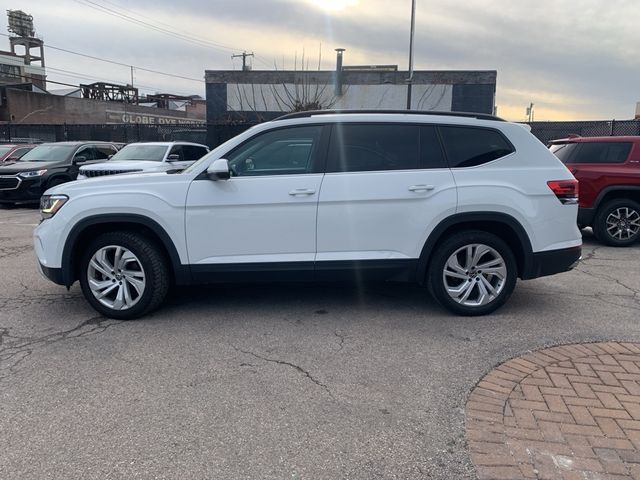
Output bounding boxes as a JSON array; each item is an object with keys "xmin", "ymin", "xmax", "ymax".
[{"xmin": 335, "ymin": 48, "xmax": 345, "ymax": 96}]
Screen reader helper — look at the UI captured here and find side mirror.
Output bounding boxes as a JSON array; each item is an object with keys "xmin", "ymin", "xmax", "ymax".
[
  {"xmin": 73, "ymin": 155, "xmax": 87, "ymax": 165},
  {"xmin": 206, "ymin": 159, "xmax": 231, "ymax": 181},
  {"xmin": 167, "ymin": 154, "xmax": 181, "ymax": 161}
]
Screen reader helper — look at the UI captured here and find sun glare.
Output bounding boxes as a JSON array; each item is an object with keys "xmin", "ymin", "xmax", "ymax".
[{"xmin": 308, "ymin": 0, "xmax": 359, "ymax": 12}]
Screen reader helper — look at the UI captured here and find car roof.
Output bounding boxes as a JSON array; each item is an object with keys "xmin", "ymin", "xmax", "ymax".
[
  {"xmin": 37, "ymin": 141, "xmax": 118, "ymax": 146},
  {"xmin": 0, "ymin": 144, "xmax": 36, "ymax": 148},
  {"xmin": 121, "ymin": 141, "xmax": 208, "ymax": 147},
  {"xmin": 550, "ymin": 136, "xmax": 640, "ymax": 144}
]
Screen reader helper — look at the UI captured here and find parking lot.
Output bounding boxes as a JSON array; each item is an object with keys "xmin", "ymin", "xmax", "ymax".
[{"xmin": 1, "ymin": 206, "xmax": 640, "ymax": 479}]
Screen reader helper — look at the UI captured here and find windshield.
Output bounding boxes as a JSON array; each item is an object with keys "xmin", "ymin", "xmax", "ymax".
[
  {"xmin": 20, "ymin": 145, "xmax": 75, "ymax": 162},
  {"xmin": 549, "ymin": 143, "xmax": 579, "ymax": 164},
  {"xmin": 110, "ymin": 145, "xmax": 168, "ymax": 162}
]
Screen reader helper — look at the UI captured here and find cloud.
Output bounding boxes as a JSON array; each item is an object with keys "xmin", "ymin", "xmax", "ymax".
[{"xmin": 17, "ymin": 0, "xmax": 640, "ymax": 120}]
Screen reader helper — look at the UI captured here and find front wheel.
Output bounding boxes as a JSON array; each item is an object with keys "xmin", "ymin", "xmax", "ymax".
[
  {"xmin": 79, "ymin": 231, "xmax": 169, "ymax": 320},
  {"xmin": 593, "ymin": 199, "xmax": 640, "ymax": 247},
  {"xmin": 428, "ymin": 231, "xmax": 517, "ymax": 316}
]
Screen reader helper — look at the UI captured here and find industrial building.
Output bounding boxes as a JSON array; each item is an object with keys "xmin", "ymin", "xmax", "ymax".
[{"xmin": 205, "ymin": 51, "xmax": 497, "ymax": 122}]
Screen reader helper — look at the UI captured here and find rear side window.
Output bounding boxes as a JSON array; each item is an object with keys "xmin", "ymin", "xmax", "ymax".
[
  {"xmin": 567, "ymin": 142, "xmax": 631, "ymax": 164},
  {"xmin": 439, "ymin": 126, "xmax": 514, "ymax": 168},
  {"xmin": 94, "ymin": 145, "xmax": 117, "ymax": 159},
  {"xmin": 328, "ymin": 124, "xmax": 420, "ymax": 172},
  {"xmin": 549, "ymin": 143, "xmax": 580, "ymax": 163}
]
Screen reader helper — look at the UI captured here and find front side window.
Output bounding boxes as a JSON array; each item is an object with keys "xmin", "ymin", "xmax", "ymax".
[
  {"xmin": 227, "ymin": 126, "xmax": 322, "ymax": 176},
  {"xmin": 440, "ymin": 126, "xmax": 514, "ymax": 168},
  {"xmin": 74, "ymin": 146, "xmax": 95, "ymax": 161},
  {"xmin": 328, "ymin": 124, "xmax": 420, "ymax": 172},
  {"xmin": 94, "ymin": 145, "xmax": 117, "ymax": 159},
  {"xmin": 182, "ymin": 145, "xmax": 208, "ymax": 161},
  {"xmin": 569, "ymin": 142, "xmax": 632, "ymax": 164}
]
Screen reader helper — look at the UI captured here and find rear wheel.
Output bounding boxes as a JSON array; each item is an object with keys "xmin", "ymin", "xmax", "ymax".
[
  {"xmin": 428, "ymin": 231, "xmax": 517, "ymax": 316},
  {"xmin": 593, "ymin": 199, "xmax": 640, "ymax": 247},
  {"xmin": 79, "ymin": 231, "xmax": 169, "ymax": 319}
]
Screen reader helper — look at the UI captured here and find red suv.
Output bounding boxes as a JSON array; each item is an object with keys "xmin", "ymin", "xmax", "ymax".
[{"xmin": 549, "ymin": 135, "xmax": 640, "ymax": 246}]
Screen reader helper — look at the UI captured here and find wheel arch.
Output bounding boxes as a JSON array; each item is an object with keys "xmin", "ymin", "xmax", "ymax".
[
  {"xmin": 416, "ymin": 212, "xmax": 534, "ymax": 283},
  {"xmin": 61, "ymin": 214, "xmax": 190, "ymax": 288},
  {"xmin": 594, "ymin": 186, "xmax": 640, "ymax": 210}
]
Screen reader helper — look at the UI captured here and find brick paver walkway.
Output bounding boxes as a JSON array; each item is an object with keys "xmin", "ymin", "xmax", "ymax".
[{"xmin": 466, "ymin": 342, "xmax": 640, "ymax": 480}]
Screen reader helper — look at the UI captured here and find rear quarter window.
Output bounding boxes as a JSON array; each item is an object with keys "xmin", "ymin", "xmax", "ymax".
[
  {"xmin": 566, "ymin": 142, "xmax": 632, "ymax": 164},
  {"xmin": 439, "ymin": 126, "xmax": 514, "ymax": 168}
]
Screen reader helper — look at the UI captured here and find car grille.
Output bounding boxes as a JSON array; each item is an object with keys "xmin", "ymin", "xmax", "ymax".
[
  {"xmin": 82, "ymin": 169, "xmax": 143, "ymax": 178},
  {"xmin": 0, "ymin": 176, "xmax": 21, "ymax": 190}
]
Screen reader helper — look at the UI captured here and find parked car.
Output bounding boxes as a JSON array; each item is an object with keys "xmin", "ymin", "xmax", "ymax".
[
  {"xmin": 0, "ymin": 144, "xmax": 36, "ymax": 162},
  {"xmin": 0, "ymin": 141, "xmax": 120, "ymax": 205},
  {"xmin": 35, "ymin": 110, "xmax": 581, "ymax": 319},
  {"xmin": 549, "ymin": 135, "xmax": 640, "ymax": 246},
  {"xmin": 77, "ymin": 142, "xmax": 209, "ymax": 179}
]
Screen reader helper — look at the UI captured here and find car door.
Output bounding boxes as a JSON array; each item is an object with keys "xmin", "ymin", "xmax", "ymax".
[
  {"xmin": 185, "ymin": 124, "xmax": 329, "ymax": 279},
  {"xmin": 315, "ymin": 122, "xmax": 457, "ymax": 277}
]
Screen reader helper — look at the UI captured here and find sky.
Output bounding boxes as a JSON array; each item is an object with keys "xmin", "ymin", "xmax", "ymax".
[{"xmin": 3, "ymin": 0, "xmax": 639, "ymax": 121}]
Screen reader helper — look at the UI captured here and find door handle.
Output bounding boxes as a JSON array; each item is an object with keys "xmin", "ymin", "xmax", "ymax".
[
  {"xmin": 408, "ymin": 184, "xmax": 435, "ymax": 192},
  {"xmin": 288, "ymin": 188, "xmax": 316, "ymax": 196}
]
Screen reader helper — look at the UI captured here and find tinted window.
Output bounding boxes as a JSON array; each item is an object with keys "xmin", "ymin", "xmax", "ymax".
[
  {"xmin": 421, "ymin": 126, "xmax": 447, "ymax": 169},
  {"xmin": 74, "ymin": 146, "xmax": 95, "ymax": 161},
  {"xmin": 329, "ymin": 124, "xmax": 420, "ymax": 172},
  {"xmin": 182, "ymin": 145, "xmax": 208, "ymax": 161},
  {"xmin": 440, "ymin": 126, "xmax": 514, "ymax": 168},
  {"xmin": 168, "ymin": 145, "xmax": 184, "ymax": 161},
  {"xmin": 549, "ymin": 143, "xmax": 580, "ymax": 163},
  {"xmin": 94, "ymin": 145, "xmax": 117, "ymax": 160},
  {"xmin": 228, "ymin": 126, "xmax": 322, "ymax": 176},
  {"xmin": 569, "ymin": 142, "xmax": 631, "ymax": 164}
]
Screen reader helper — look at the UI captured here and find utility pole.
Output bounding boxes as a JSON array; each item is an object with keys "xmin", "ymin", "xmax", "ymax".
[
  {"xmin": 406, "ymin": 0, "xmax": 417, "ymax": 110},
  {"xmin": 526, "ymin": 102, "xmax": 535, "ymax": 122},
  {"xmin": 130, "ymin": 65, "xmax": 134, "ymax": 87},
  {"xmin": 232, "ymin": 51, "xmax": 254, "ymax": 71}
]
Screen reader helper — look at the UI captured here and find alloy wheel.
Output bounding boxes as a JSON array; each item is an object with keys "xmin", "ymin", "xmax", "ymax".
[
  {"xmin": 606, "ymin": 207, "xmax": 640, "ymax": 241},
  {"xmin": 87, "ymin": 245, "xmax": 146, "ymax": 310},
  {"xmin": 442, "ymin": 243, "xmax": 507, "ymax": 307}
]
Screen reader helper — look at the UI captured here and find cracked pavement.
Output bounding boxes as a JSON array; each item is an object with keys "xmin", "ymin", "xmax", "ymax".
[{"xmin": 1, "ymin": 207, "xmax": 640, "ymax": 479}]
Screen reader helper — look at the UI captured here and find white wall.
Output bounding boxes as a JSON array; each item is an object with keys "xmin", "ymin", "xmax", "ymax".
[{"xmin": 227, "ymin": 83, "xmax": 453, "ymax": 112}]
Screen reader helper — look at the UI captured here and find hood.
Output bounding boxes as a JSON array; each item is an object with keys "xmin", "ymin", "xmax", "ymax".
[
  {"xmin": 0, "ymin": 160, "xmax": 59, "ymax": 175},
  {"xmin": 44, "ymin": 170, "xmax": 186, "ymax": 197},
  {"xmin": 80, "ymin": 160, "xmax": 169, "ymax": 172}
]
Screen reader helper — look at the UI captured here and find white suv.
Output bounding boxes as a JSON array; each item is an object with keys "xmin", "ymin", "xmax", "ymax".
[
  {"xmin": 34, "ymin": 111, "xmax": 581, "ymax": 319},
  {"xmin": 76, "ymin": 141, "xmax": 209, "ymax": 179}
]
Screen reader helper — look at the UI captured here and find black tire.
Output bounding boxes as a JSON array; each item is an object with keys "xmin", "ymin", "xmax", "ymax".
[
  {"xmin": 428, "ymin": 231, "xmax": 517, "ymax": 316},
  {"xmin": 593, "ymin": 199, "xmax": 640, "ymax": 247},
  {"xmin": 79, "ymin": 231, "xmax": 170, "ymax": 320}
]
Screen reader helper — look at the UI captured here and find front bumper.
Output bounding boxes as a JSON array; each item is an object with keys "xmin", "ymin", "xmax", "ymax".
[
  {"xmin": 0, "ymin": 175, "xmax": 44, "ymax": 203},
  {"xmin": 521, "ymin": 245, "xmax": 582, "ymax": 280},
  {"xmin": 38, "ymin": 261, "xmax": 65, "ymax": 285}
]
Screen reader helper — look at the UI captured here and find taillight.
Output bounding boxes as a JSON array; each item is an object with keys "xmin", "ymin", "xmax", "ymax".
[{"xmin": 547, "ymin": 179, "xmax": 579, "ymax": 205}]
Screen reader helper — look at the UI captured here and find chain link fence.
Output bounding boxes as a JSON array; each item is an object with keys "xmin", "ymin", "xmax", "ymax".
[
  {"xmin": 1, "ymin": 119, "xmax": 639, "ymax": 148},
  {"xmin": 528, "ymin": 120, "xmax": 640, "ymax": 145},
  {"xmin": 0, "ymin": 123, "xmax": 256, "ymax": 148}
]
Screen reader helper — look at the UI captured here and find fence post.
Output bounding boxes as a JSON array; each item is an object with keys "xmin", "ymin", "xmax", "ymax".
[
  {"xmin": 610, "ymin": 119, "xmax": 616, "ymax": 136},
  {"xmin": 6, "ymin": 120, "xmax": 11, "ymax": 143},
  {"xmin": 137, "ymin": 123, "xmax": 141, "ymax": 142}
]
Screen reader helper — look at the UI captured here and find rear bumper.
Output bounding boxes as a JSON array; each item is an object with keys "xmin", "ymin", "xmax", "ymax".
[
  {"xmin": 521, "ymin": 245, "xmax": 581, "ymax": 280},
  {"xmin": 578, "ymin": 207, "xmax": 595, "ymax": 226}
]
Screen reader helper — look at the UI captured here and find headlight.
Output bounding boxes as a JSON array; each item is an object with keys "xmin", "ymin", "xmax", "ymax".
[
  {"xmin": 19, "ymin": 169, "xmax": 47, "ymax": 178},
  {"xmin": 40, "ymin": 194, "xmax": 68, "ymax": 220}
]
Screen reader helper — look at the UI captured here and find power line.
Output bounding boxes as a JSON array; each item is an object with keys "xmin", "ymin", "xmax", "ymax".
[
  {"xmin": 90, "ymin": 0, "xmax": 244, "ymax": 53},
  {"xmin": 0, "ymin": 32, "xmax": 204, "ymax": 83},
  {"xmin": 73, "ymin": 0, "xmax": 239, "ymax": 54}
]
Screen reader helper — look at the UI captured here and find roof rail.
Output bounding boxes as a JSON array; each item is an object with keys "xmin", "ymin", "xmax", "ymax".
[{"xmin": 274, "ymin": 109, "xmax": 505, "ymax": 122}]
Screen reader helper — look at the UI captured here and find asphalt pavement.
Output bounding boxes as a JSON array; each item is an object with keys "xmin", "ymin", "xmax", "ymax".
[{"xmin": 1, "ymin": 206, "xmax": 639, "ymax": 479}]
